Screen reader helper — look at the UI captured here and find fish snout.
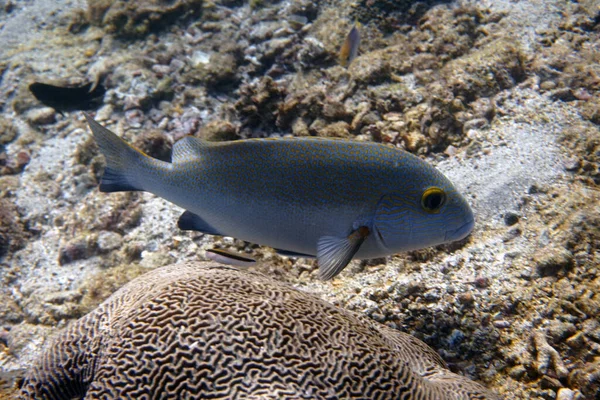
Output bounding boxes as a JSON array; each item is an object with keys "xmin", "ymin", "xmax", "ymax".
[{"xmin": 444, "ymin": 215, "xmax": 475, "ymax": 242}]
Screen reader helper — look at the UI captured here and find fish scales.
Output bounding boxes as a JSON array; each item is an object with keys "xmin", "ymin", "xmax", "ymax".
[
  {"xmin": 183, "ymin": 142, "xmax": 412, "ymax": 228},
  {"xmin": 168, "ymin": 139, "xmax": 402, "ymax": 255},
  {"xmin": 86, "ymin": 115, "xmax": 474, "ymax": 279}
]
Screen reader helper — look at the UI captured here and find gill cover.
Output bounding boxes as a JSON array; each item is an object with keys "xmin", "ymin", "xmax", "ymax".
[{"xmin": 373, "ymin": 193, "xmax": 413, "ymax": 249}]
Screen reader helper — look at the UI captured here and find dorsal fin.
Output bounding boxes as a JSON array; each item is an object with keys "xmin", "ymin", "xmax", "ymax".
[{"xmin": 172, "ymin": 136, "xmax": 210, "ymax": 162}]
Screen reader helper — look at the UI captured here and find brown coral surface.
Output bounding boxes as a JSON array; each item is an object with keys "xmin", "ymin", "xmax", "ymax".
[{"xmin": 19, "ymin": 262, "xmax": 499, "ymax": 400}]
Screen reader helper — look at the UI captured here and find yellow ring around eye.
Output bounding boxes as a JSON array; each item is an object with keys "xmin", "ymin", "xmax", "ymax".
[{"xmin": 421, "ymin": 187, "xmax": 446, "ymax": 213}]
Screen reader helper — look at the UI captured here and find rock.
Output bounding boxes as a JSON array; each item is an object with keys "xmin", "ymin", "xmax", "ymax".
[
  {"xmin": 197, "ymin": 120, "xmax": 238, "ymax": 142},
  {"xmin": 185, "ymin": 52, "xmax": 240, "ymax": 89},
  {"xmin": 563, "ymin": 158, "xmax": 580, "ymax": 171},
  {"xmin": 88, "ymin": 0, "xmax": 203, "ymax": 38},
  {"xmin": 0, "ymin": 199, "xmax": 27, "ymax": 256},
  {"xmin": 532, "ymin": 330, "xmax": 569, "ymax": 379},
  {"xmin": 25, "ymin": 107, "xmax": 56, "ymax": 125},
  {"xmin": 0, "ymin": 290, "xmax": 24, "ymax": 323},
  {"xmin": 462, "ymin": 118, "xmax": 489, "ymax": 132},
  {"xmin": 539, "ymin": 374, "xmax": 562, "ymax": 390},
  {"xmin": 546, "ymin": 321, "xmax": 577, "ymax": 345},
  {"xmin": 235, "ymin": 77, "xmax": 287, "ymax": 135},
  {"xmin": 97, "ymin": 231, "xmax": 123, "ymax": 252},
  {"xmin": 351, "ymin": 50, "xmax": 392, "ymax": 84},
  {"xmin": 493, "ymin": 320, "xmax": 510, "ymax": 329},
  {"xmin": 458, "ymin": 292, "xmax": 475, "ymax": 305},
  {"xmin": 190, "ymin": 50, "xmax": 211, "ymax": 67},
  {"xmin": 58, "ymin": 236, "xmax": 98, "ymax": 265},
  {"xmin": 291, "ymin": 117, "xmax": 309, "ymax": 136},
  {"xmin": 504, "ymin": 211, "xmax": 520, "ymax": 226},
  {"xmin": 315, "ymin": 121, "xmax": 351, "ymax": 138},
  {"xmin": 535, "ymin": 247, "xmax": 574, "ymax": 277},
  {"xmin": 442, "ymin": 39, "xmax": 526, "ymax": 100},
  {"xmin": 509, "ymin": 365, "xmax": 527, "ymax": 380},
  {"xmin": 0, "ymin": 117, "xmax": 17, "ymax": 144},
  {"xmin": 556, "ymin": 388, "xmax": 575, "ymax": 400},
  {"xmin": 132, "ymin": 129, "xmax": 173, "ymax": 162},
  {"xmin": 322, "ymin": 101, "xmax": 349, "ymax": 120},
  {"xmin": 564, "ymin": 332, "xmax": 585, "ymax": 349},
  {"xmin": 539, "ymin": 80, "xmax": 557, "ymax": 91},
  {"xmin": 568, "ymin": 359, "xmax": 600, "ymax": 399}
]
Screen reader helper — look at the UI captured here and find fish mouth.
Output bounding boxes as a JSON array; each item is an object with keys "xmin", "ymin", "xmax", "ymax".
[{"xmin": 445, "ymin": 218, "xmax": 475, "ymax": 242}]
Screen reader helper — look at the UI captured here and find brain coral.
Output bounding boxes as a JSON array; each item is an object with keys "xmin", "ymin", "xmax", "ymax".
[{"xmin": 19, "ymin": 262, "xmax": 499, "ymax": 399}]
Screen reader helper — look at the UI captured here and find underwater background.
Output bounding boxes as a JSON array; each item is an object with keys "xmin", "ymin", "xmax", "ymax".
[{"xmin": 0, "ymin": 0, "xmax": 599, "ymax": 398}]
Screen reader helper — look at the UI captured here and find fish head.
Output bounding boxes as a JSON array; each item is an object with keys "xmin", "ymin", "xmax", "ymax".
[{"xmin": 373, "ymin": 167, "xmax": 474, "ymax": 252}]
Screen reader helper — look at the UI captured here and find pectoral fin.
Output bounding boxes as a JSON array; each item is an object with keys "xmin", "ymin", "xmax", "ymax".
[
  {"xmin": 317, "ymin": 226, "xmax": 370, "ymax": 280},
  {"xmin": 177, "ymin": 211, "xmax": 223, "ymax": 236}
]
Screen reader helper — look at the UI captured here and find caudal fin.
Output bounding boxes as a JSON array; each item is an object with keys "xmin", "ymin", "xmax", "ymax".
[{"xmin": 84, "ymin": 113, "xmax": 149, "ymax": 193}]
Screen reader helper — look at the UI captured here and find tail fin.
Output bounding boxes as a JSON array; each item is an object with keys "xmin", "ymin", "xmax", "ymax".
[{"xmin": 84, "ymin": 113, "xmax": 150, "ymax": 193}]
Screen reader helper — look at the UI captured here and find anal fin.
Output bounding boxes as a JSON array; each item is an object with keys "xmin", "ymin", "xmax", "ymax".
[
  {"xmin": 317, "ymin": 226, "xmax": 370, "ymax": 280},
  {"xmin": 177, "ymin": 211, "xmax": 223, "ymax": 236}
]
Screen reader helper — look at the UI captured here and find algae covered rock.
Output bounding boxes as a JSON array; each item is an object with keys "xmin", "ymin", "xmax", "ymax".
[
  {"xmin": 0, "ymin": 117, "xmax": 17, "ymax": 145},
  {"xmin": 20, "ymin": 262, "xmax": 499, "ymax": 400},
  {"xmin": 87, "ymin": 0, "xmax": 203, "ymax": 38},
  {"xmin": 350, "ymin": 0, "xmax": 454, "ymax": 33},
  {"xmin": 0, "ymin": 199, "xmax": 27, "ymax": 257},
  {"xmin": 441, "ymin": 39, "xmax": 527, "ymax": 102}
]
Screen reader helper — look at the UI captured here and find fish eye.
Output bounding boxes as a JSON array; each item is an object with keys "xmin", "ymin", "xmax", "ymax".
[{"xmin": 421, "ymin": 187, "xmax": 446, "ymax": 213}]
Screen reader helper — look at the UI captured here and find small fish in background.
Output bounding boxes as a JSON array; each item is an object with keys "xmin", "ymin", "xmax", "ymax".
[
  {"xmin": 339, "ymin": 23, "xmax": 360, "ymax": 68},
  {"xmin": 29, "ymin": 81, "xmax": 106, "ymax": 113},
  {"xmin": 85, "ymin": 114, "xmax": 474, "ymax": 281},
  {"xmin": 205, "ymin": 248, "xmax": 256, "ymax": 267}
]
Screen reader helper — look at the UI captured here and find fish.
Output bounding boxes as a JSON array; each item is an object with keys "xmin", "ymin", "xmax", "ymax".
[
  {"xmin": 205, "ymin": 248, "xmax": 256, "ymax": 267},
  {"xmin": 339, "ymin": 24, "xmax": 360, "ymax": 68},
  {"xmin": 30, "ymin": 81, "xmax": 106, "ymax": 112},
  {"xmin": 85, "ymin": 114, "xmax": 474, "ymax": 280}
]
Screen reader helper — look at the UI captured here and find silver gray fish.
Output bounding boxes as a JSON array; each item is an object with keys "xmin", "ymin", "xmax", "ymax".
[
  {"xmin": 339, "ymin": 24, "xmax": 360, "ymax": 68},
  {"xmin": 85, "ymin": 114, "xmax": 474, "ymax": 280}
]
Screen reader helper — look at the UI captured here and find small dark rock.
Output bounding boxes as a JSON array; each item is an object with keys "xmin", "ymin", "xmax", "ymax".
[
  {"xmin": 563, "ymin": 158, "xmax": 580, "ymax": 172},
  {"xmin": 474, "ymin": 276, "xmax": 490, "ymax": 288},
  {"xmin": 504, "ymin": 211, "xmax": 520, "ymax": 226},
  {"xmin": 58, "ymin": 237, "xmax": 98, "ymax": 265},
  {"xmin": 528, "ymin": 184, "xmax": 546, "ymax": 194},
  {"xmin": 509, "ymin": 365, "xmax": 527, "ymax": 380},
  {"xmin": 549, "ymin": 88, "xmax": 577, "ymax": 102},
  {"xmin": 4, "ymin": 1, "xmax": 15, "ymax": 13},
  {"xmin": 15, "ymin": 151, "xmax": 30, "ymax": 169},
  {"xmin": 503, "ymin": 227, "xmax": 522, "ymax": 242},
  {"xmin": 539, "ymin": 375, "xmax": 562, "ymax": 390},
  {"xmin": 458, "ymin": 292, "xmax": 474, "ymax": 305}
]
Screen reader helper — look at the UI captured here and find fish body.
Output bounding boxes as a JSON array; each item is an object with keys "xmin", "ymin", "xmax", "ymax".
[
  {"xmin": 339, "ymin": 24, "xmax": 360, "ymax": 68},
  {"xmin": 86, "ymin": 115, "xmax": 474, "ymax": 279},
  {"xmin": 30, "ymin": 82, "xmax": 106, "ymax": 112}
]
